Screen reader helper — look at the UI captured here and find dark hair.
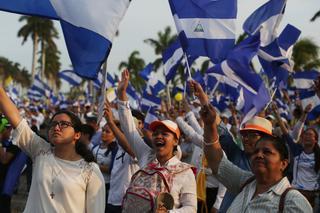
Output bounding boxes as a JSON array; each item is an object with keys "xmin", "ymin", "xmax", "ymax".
[
  {"xmin": 255, "ymin": 136, "xmax": 290, "ymax": 176},
  {"xmin": 50, "ymin": 110, "xmax": 95, "ymax": 162},
  {"xmin": 80, "ymin": 124, "xmax": 95, "ymax": 140},
  {"xmin": 304, "ymin": 128, "xmax": 320, "ymax": 173}
]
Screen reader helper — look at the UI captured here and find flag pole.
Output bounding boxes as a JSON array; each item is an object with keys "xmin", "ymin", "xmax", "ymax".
[
  {"xmin": 183, "ymin": 53, "xmax": 196, "ymax": 100},
  {"xmin": 163, "ymin": 68, "xmax": 172, "ymax": 110},
  {"xmin": 263, "ymin": 87, "xmax": 278, "ymax": 111}
]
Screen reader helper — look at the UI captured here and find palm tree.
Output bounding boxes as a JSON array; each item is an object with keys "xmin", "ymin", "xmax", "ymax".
[
  {"xmin": 144, "ymin": 26, "xmax": 177, "ymax": 70},
  {"xmin": 0, "ymin": 56, "xmax": 31, "ymax": 87},
  {"xmin": 311, "ymin": 10, "xmax": 320, "ymax": 21},
  {"xmin": 118, "ymin": 50, "xmax": 146, "ymax": 92},
  {"xmin": 37, "ymin": 19, "xmax": 59, "ymax": 79},
  {"xmin": 292, "ymin": 38, "xmax": 320, "ymax": 71},
  {"xmin": 40, "ymin": 43, "xmax": 61, "ymax": 92}
]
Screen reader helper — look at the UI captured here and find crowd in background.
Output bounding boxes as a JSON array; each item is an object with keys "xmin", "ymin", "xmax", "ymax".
[{"xmin": 0, "ymin": 72, "xmax": 319, "ymax": 213}]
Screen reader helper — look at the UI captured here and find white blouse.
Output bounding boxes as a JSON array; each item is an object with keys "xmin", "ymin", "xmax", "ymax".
[{"xmin": 12, "ymin": 119, "xmax": 105, "ymax": 213}]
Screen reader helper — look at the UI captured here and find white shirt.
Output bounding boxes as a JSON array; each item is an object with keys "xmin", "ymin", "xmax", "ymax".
[
  {"xmin": 118, "ymin": 100, "xmax": 197, "ymax": 212},
  {"xmin": 92, "ymin": 144, "xmax": 112, "ymax": 183},
  {"xmin": 12, "ymin": 119, "xmax": 105, "ymax": 213},
  {"xmin": 107, "ymin": 145, "xmax": 139, "ymax": 206},
  {"xmin": 292, "ymin": 152, "xmax": 320, "ymax": 191}
]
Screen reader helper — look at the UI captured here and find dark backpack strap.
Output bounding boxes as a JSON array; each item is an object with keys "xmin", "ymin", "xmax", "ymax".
[
  {"xmin": 240, "ymin": 176, "xmax": 256, "ymax": 192},
  {"xmin": 278, "ymin": 187, "xmax": 294, "ymax": 213}
]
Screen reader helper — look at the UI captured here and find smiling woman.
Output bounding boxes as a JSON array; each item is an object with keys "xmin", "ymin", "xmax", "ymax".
[
  {"xmin": 0, "ymin": 86, "xmax": 105, "ymax": 213},
  {"xmin": 200, "ymin": 103, "xmax": 313, "ymax": 212},
  {"xmin": 116, "ymin": 70, "xmax": 197, "ymax": 213}
]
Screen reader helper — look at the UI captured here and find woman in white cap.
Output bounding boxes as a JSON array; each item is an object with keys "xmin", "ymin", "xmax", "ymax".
[{"xmin": 117, "ymin": 70, "xmax": 197, "ymax": 213}]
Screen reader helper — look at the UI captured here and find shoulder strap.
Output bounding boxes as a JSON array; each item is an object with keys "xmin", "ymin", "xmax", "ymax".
[
  {"xmin": 240, "ymin": 176, "xmax": 255, "ymax": 192},
  {"xmin": 278, "ymin": 187, "xmax": 295, "ymax": 213}
]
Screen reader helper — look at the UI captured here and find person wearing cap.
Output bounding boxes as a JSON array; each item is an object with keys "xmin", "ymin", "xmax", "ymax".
[
  {"xmin": 200, "ymin": 103, "xmax": 312, "ymax": 212},
  {"xmin": 117, "ymin": 70, "xmax": 197, "ymax": 212},
  {"xmin": 189, "ymin": 80, "xmax": 275, "ymax": 212}
]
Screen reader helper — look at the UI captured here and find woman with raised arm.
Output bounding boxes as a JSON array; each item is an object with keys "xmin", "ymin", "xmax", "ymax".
[
  {"xmin": 188, "ymin": 81, "xmax": 312, "ymax": 212},
  {"xmin": 117, "ymin": 70, "xmax": 197, "ymax": 213},
  {"xmin": 0, "ymin": 86, "xmax": 105, "ymax": 213}
]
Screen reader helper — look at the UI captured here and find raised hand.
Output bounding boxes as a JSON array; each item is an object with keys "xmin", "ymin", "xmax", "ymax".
[
  {"xmin": 117, "ymin": 69, "xmax": 129, "ymax": 101},
  {"xmin": 200, "ymin": 104, "xmax": 217, "ymax": 126},
  {"xmin": 104, "ymin": 98, "xmax": 114, "ymax": 123},
  {"xmin": 304, "ymin": 103, "xmax": 313, "ymax": 114},
  {"xmin": 188, "ymin": 80, "xmax": 208, "ymax": 106}
]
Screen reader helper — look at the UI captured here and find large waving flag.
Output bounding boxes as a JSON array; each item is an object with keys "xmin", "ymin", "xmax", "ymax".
[
  {"xmin": 169, "ymin": 0, "xmax": 236, "ymax": 64},
  {"xmin": 59, "ymin": 70, "xmax": 83, "ymax": 86},
  {"xmin": 300, "ymin": 90, "xmax": 320, "ymax": 121},
  {"xmin": 0, "ymin": 0, "xmax": 130, "ymax": 79},
  {"xmin": 210, "ymin": 34, "xmax": 270, "ymax": 124},
  {"xmin": 258, "ymin": 24, "xmax": 301, "ymax": 84},
  {"xmin": 243, "ymin": 0, "xmax": 287, "ymax": 46},
  {"xmin": 162, "ymin": 39, "xmax": 183, "ymax": 82}
]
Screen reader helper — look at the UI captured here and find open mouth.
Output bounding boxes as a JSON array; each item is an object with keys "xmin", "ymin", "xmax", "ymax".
[{"xmin": 155, "ymin": 141, "xmax": 165, "ymax": 147}]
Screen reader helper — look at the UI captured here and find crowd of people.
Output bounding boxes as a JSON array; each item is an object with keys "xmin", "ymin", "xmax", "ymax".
[{"xmin": 0, "ymin": 70, "xmax": 319, "ymax": 212}]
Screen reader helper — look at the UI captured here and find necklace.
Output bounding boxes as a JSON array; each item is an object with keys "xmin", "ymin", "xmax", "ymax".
[{"xmin": 50, "ymin": 168, "xmax": 62, "ymax": 199}]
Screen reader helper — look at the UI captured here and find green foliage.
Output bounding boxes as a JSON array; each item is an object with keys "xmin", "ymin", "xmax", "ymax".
[
  {"xmin": 119, "ymin": 51, "xmax": 146, "ymax": 92},
  {"xmin": 0, "ymin": 56, "xmax": 31, "ymax": 87},
  {"xmin": 293, "ymin": 38, "xmax": 320, "ymax": 71}
]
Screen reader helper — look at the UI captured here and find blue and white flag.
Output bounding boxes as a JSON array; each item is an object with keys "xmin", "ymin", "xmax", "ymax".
[
  {"xmin": 59, "ymin": 70, "xmax": 82, "ymax": 86},
  {"xmin": 243, "ymin": 0, "xmax": 287, "ymax": 46},
  {"xmin": 169, "ymin": 0, "xmax": 236, "ymax": 63},
  {"xmin": 0, "ymin": 0, "xmax": 130, "ymax": 79},
  {"xmin": 162, "ymin": 39, "xmax": 183, "ymax": 82},
  {"xmin": 146, "ymin": 79, "xmax": 166, "ymax": 95},
  {"xmin": 126, "ymin": 83, "xmax": 140, "ymax": 110},
  {"xmin": 300, "ymin": 90, "xmax": 320, "ymax": 121},
  {"xmin": 206, "ymin": 71, "xmax": 239, "ymax": 101},
  {"xmin": 139, "ymin": 63, "xmax": 153, "ymax": 81},
  {"xmin": 141, "ymin": 91, "xmax": 161, "ymax": 113},
  {"xmin": 210, "ymin": 34, "xmax": 270, "ymax": 124},
  {"xmin": 292, "ymin": 70, "xmax": 319, "ymax": 90},
  {"xmin": 93, "ymin": 71, "xmax": 115, "ymax": 90},
  {"xmin": 144, "ymin": 107, "xmax": 159, "ymax": 130},
  {"xmin": 32, "ymin": 75, "xmax": 52, "ymax": 97}
]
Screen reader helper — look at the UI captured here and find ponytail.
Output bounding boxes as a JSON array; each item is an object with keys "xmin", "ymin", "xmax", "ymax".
[{"xmin": 75, "ymin": 141, "xmax": 95, "ymax": 163}]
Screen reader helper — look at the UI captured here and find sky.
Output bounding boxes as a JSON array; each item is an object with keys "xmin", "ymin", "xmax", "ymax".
[{"xmin": 0, "ymin": 0, "xmax": 319, "ymax": 79}]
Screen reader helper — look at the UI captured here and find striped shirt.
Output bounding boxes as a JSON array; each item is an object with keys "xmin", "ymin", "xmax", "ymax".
[{"xmin": 216, "ymin": 155, "xmax": 312, "ymax": 212}]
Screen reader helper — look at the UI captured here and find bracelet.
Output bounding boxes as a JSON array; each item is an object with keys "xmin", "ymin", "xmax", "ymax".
[{"xmin": 203, "ymin": 136, "xmax": 219, "ymax": 146}]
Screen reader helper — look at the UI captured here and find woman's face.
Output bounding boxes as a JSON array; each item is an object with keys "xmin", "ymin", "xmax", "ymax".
[
  {"xmin": 241, "ymin": 130, "xmax": 262, "ymax": 155},
  {"xmin": 302, "ymin": 129, "xmax": 317, "ymax": 149},
  {"xmin": 48, "ymin": 113, "xmax": 80, "ymax": 146},
  {"xmin": 152, "ymin": 126, "xmax": 178, "ymax": 160},
  {"xmin": 101, "ymin": 124, "xmax": 115, "ymax": 144},
  {"xmin": 250, "ymin": 140, "xmax": 288, "ymax": 177}
]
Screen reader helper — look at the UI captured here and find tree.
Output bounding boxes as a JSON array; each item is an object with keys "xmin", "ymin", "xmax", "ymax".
[
  {"xmin": 18, "ymin": 16, "xmax": 59, "ymax": 81},
  {"xmin": 0, "ymin": 57, "xmax": 31, "ymax": 87},
  {"xmin": 144, "ymin": 26, "xmax": 177, "ymax": 70},
  {"xmin": 292, "ymin": 38, "xmax": 320, "ymax": 71},
  {"xmin": 118, "ymin": 51, "xmax": 146, "ymax": 92}
]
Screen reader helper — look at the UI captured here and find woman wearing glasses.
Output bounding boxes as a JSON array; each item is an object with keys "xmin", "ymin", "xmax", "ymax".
[{"xmin": 0, "ymin": 87, "xmax": 105, "ymax": 213}]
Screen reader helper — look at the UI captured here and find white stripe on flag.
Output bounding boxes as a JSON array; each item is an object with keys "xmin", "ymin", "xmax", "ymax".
[
  {"xmin": 221, "ymin": 61, "xmax": 257, "ymax": 95},
  {"xmin": 174, "ymin": 15, "xmax": 235, "ymax": 39},
  {"xmin": 293, "ymin": 78, "xmax": 315, "ymax": 89},
  {"xmin": 50, "ymin": 0, "xmax": 129, "ymax": 41},
  {"xmin": 164, "ymin": 48, "xmax": 183, "ymax": 75},
  {"xmin": 260, "ymin": 14, "xmax": 283, "ymax": 46}
]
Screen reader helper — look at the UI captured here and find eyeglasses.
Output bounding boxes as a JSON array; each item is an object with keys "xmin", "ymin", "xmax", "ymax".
[
  {"xmin": 241, "ymin": 132, "xmax": 261, "ymax": 139},
  {"xmin": 49, "ymin": 121, "xmax": 73, "ymax": 130}
]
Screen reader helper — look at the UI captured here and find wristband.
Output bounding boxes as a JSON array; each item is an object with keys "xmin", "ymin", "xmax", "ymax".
[{"xmin": 203, "ymin": 136, "xmax": 219, "ymax": 146}]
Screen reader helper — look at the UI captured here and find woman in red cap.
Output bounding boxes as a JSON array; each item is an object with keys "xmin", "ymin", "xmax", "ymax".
[{"xmin": 117, "ymin": 70, "xmax": 197, "ymax": 213}]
